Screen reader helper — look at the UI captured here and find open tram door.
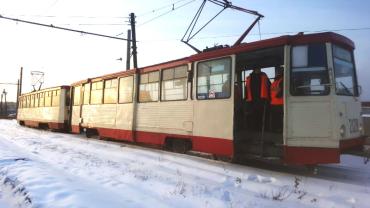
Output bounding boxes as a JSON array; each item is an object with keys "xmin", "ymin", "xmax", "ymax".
[{"xmin": 234, "ymin": 46, "xmax": 285, "ymax": 160}]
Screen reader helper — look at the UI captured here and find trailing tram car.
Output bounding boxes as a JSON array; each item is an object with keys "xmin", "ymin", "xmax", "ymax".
[
  {"xmin": 18, "ymin": 32, "xmax": 366, "ymax": 165},
  {"xmin": 17, "ymin": 86, "xmax": 71, "ymax": 131}
]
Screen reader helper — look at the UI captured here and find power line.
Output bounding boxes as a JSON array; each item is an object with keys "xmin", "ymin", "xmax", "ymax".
[
  {"xmin": 138, "ymin": 0, "xmax": 197, "ymax": 27},
  {"xmin": 58, "ymin": 23, "xmax": 126, "ymax": 26},
  {"xmin": 0, "ymin": 14, "xmax": 131, "ymax": 41},
  {"xmin": 137, "ymin": 0, "xmax": 191, "ymax": 17},
  {"xmin": 5, "ymin": 14, "xmax": 128, "ymax": 19}
]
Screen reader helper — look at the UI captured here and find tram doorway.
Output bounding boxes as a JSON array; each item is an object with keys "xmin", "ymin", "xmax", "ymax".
[{"xmin": 234, "ymin": 46, "xmax": 285, "ymax": 159}]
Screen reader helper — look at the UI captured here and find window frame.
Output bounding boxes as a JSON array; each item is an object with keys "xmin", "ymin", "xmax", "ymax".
[
  {"xmin": 160, "ymin": 65, "xmax": 188, "ymax": 102},
  {"xmin": 51, "ymin": 90, "xmax": 60, "ymax": 107},
  {"xmin": 45, "ymin": 91, "xmax": 52, "ymax": 107},
  {"xmin": 139, "ymin": 71, "xmax": 160, "ymax": 103},
  {"xmin": 332, "ymin": 44, "xmax": 359, "ymax": 97},
  {"xmin": 118, "ymin": 76, "xmax": 134, "ymax": 104},
  {"xmin": 90, "ymin": 81, "xmax": 104, "ymax": 105},
  {"xmin": 196, "ymin": 56, "xmax": 232, "ymax": 100},
  {"xmin": 39, "ymin": 92, "xmax": 45, "ymax": 107},
  {"xmin": 83, "ymin": 83, "xmax": 91, "ymax": 105},
  {"xmin": 73, "ymin": 86, "xmax": 81, "ymax": 106},
  {"xmin": 103, "ymin": 78, "xmax": 118, "ymax": 104},
  {"xmin": 289, "ymin": 43, "xmax": 330, "ymax": 96}
]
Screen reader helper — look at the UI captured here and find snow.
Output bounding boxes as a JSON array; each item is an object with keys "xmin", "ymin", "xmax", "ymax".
[{"xmin": 0, "ymin": 120, "xmax": 369, "ymax": 207}]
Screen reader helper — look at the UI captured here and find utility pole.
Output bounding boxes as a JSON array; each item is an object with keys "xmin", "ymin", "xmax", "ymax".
[
  {"xmin": 129, "ymin": 13, "xmax": 138, "ymax": 69},
  {"xmin": 16, "ymin": 79, "xmax": 20, "ymax": 117},
  {"xmin": 16, "ymin": 67, "xmax": 23, "ymax": 118},
  {"xmin": 19, "ymin": 67, "xmax": 23, "ymax": 95},
  {"xmin": 126, "ymin": 29, "xmax": 132, "ymax": 70},
  {"xmin": 129, "ymin": 12, "xmax": 138, "ymax": 142},
  {"xmin": 3, "ymin": 90, "xmax": 7, "ymax": 116},
  {"xmin": 0, "ymin": 91, "xmax": 2, "ymax": 115}
]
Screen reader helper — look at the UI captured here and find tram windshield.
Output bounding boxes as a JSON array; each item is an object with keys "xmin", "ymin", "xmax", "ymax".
[
  {"xmin": 332, "ymin": 44, "xmax": 358, "ymax": 96},
  {"xmin": 290, "ymin": 43, "xmax": 330, "ymax": 96}
]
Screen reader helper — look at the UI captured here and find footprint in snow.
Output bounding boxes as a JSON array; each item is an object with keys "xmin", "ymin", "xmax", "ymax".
[{"xmin": 247, "ymin": 175, "xmax": 275, "ymax": 183}]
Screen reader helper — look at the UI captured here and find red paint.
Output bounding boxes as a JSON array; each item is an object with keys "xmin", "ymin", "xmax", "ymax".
[
  {"xmin": 140, "ymin": 59, "xmax": 189, "ymax": 73},
  {"xmin": 98, "ymin": 128, "xmax": 134, "ymax": 142},
  {"xmin": 189, "ymin": 32, "xmax": 354, "ymax": 62},
  {"xmin": 71, "ymin": 125, "xmax": 80, "ymax": 134},
  {"xmin": 80, "ymin": 126, "xmax": 233, "ymax": 157},
  {"xmin": 339, "ymin": 137, "xmax": 365, "ymax": 151},
  {"xmin": 283, "ymin": 146, "xmax": 340, "ymax": 165}
]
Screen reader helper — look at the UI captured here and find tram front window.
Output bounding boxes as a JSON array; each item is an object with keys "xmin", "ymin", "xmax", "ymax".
[
  {"xmin": 290, "ymin": 43, "xmax": 330, "ymax": 96},
  {"xmin": 333, "ymin": 45, "xmax": 358, "ymax": 96}
]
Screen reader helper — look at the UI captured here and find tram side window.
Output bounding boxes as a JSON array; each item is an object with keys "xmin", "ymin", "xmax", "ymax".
[
  {"xmin": 45, "ymin": 91, "xmax": 52, "ymax": 107},
  {"xmin": 197, "ymin": 57, "xmax": 231, "ymax": 100},
  {"xmin": 35, "ymin": 93, "xmax": 39, "ymax": 107},
  {"xmin": 52, "ymin": 90, "xmax": 60, "ymax": 106},
  {"xmin": 23, "ymin": 97, "xmax": 27, "ymax": 108},
  {"xmin": 290, "ymin": 44, "xmax": 330, "ymax": 96},
  {"xmin": 104, "ymin": 79, "xmax": 118, "ymax": 104},
  {"xmin": 83, "ymin": 83, "xmax": 91, "ymax": 105},
  {"xmin": 333, "ymin": 45, "xmax": 358, "ymax": 96},
  {"xmin": 73, "ymin": 86, "xmax": 81, "ymax": 106},
  {"xmin": 161, "ymin": 65, "xmax": 188, "ymax": 101},
  {"xmin": 30, "ymin": 95, "xmax": 35, "ymax": 108},
  {"xmin": 39, "ymin": 92, "xmax": 45, "ymax": 107},
  {"xmin": 139, "ymin": 71, "xmax": 159, "ymax": 102},
  {"xmin": 119, "ymin": 76, "xmax": 133, "ymax": 103},
  {"xmin": 91, "ymin": 81, "xmax": 103, "ymax": 104},
  {"xmin": 26, "ymin": 96, "xmax": 30, "ymax": 108}
]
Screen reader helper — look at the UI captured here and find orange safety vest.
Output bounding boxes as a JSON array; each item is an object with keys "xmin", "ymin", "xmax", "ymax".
[
  {"xmin": 271, "ymin": 77, "xmax": 283, "ymax": 105},
  {"xmin": 245, "ymin": 73, "xmax": 270, "ymax": 102}
]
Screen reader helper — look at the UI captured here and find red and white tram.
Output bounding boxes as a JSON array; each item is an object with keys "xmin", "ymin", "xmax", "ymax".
[
  {"xmin": 17, "ymin": 86, "xmax": 70, "ymax": 130},
  {"xmin": 18, "ymin": 32, "xmax": 366, "ymax": 165}
]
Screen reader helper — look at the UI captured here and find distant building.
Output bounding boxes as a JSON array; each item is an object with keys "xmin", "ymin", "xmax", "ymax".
[{"xmin": 362, "ymin": 102, "xmax": 370, "ymax": 115}]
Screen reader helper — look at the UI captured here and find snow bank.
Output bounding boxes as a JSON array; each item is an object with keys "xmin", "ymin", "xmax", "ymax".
[{"xmin": 0, "ymin": 120, "xmax": 369, "ymax": 208}]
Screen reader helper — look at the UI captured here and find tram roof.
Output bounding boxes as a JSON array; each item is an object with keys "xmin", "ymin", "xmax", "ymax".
[
  {"xmin": 20, "ymin": 85, "xmax": 70, "ymax": 96},
  {"xmin": 71, "ymin": 32, "xmax": 354, "ymax": 86}
]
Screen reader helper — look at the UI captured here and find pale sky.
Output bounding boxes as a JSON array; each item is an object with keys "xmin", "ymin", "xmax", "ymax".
[{"xmin": 1, "ymin": 0, "xmax": 369, "ymax": 101}]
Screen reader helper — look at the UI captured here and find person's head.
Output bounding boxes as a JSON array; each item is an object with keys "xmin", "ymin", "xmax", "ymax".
[
  {"xmin": 253, "ymin": 68, "xmax": 261, "ymax": 73},
  {"xmin": 276, "ymin": 66, "xmax": 284, "ymax": 77}
]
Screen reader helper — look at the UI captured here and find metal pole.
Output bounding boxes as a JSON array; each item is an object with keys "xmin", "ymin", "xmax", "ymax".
[
  {"xmin": 19, "ymin": 67, "xmax": 23, "ymax": 95},
  {"xmin": 3, "ymin": 90, "xmax": 7, "ymax": 116},
  {"xmin": 0, "ymin": 93, "xmax": 3, "ymax": 115},
  {"xmin": 130, "ymin": 13, "xmax": 138, "ymax": 69},
  {"xmin": 233, "ymin": 16, "xmax": 262, "ymax": 46},
  {"xmin": 16, "ymin": 79, "xmax": 20, "ymax": 117},
  {"xmin": 126, "ymin": 29, "xmax": 132, "ymax": 70},
  {"xmin": 130, "ymin": 13, "xmax": 139, "ymax": 142}
]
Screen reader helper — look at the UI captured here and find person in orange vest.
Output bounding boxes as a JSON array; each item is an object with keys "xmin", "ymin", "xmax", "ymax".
[
  {"xmin": 270, "ymin": 67, "xmax": 284, "ymax": 132},
  {"xmin": 245, "ymin": 68, "xmax": 271, "ymax": 131},
  {"xmin": 245, "ymin": 68, "xmax": 270, "ymax": 103}
]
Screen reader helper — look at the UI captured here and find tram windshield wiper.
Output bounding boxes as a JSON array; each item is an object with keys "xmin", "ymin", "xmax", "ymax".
[{"xmin": 338, "ymin": 81, "xmax": 353, "ymax": 96}]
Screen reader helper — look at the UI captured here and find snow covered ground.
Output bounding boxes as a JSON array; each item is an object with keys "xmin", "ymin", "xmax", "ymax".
[{"xmin": 0, "ymin": 120, "xmax": 369, "ymax": 208}]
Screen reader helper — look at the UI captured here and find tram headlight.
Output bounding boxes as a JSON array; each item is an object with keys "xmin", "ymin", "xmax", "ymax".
[{"xmin": 340, "ymin": 125, "xmax": 346, "ymax": 138}]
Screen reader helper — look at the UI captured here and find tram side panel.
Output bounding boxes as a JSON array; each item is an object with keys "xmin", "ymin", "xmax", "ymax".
[
  {"xmin": 135, "ymin": 101, "xmax": 193, "ymax": 145},
  {"xmin": 17, "ymin": 87, "xmax": 70, "ymax": 130}
]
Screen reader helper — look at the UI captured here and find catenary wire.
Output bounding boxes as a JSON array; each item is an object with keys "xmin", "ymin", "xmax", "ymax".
[{"xmin": 137, "ymin": 0, "xmax": 197, "ymax": 27}]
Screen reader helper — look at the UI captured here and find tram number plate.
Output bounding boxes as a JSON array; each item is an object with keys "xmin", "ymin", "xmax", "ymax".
[{"xmin": 349, "ymin": 119, "xmax": 359, "ymax": 133}]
